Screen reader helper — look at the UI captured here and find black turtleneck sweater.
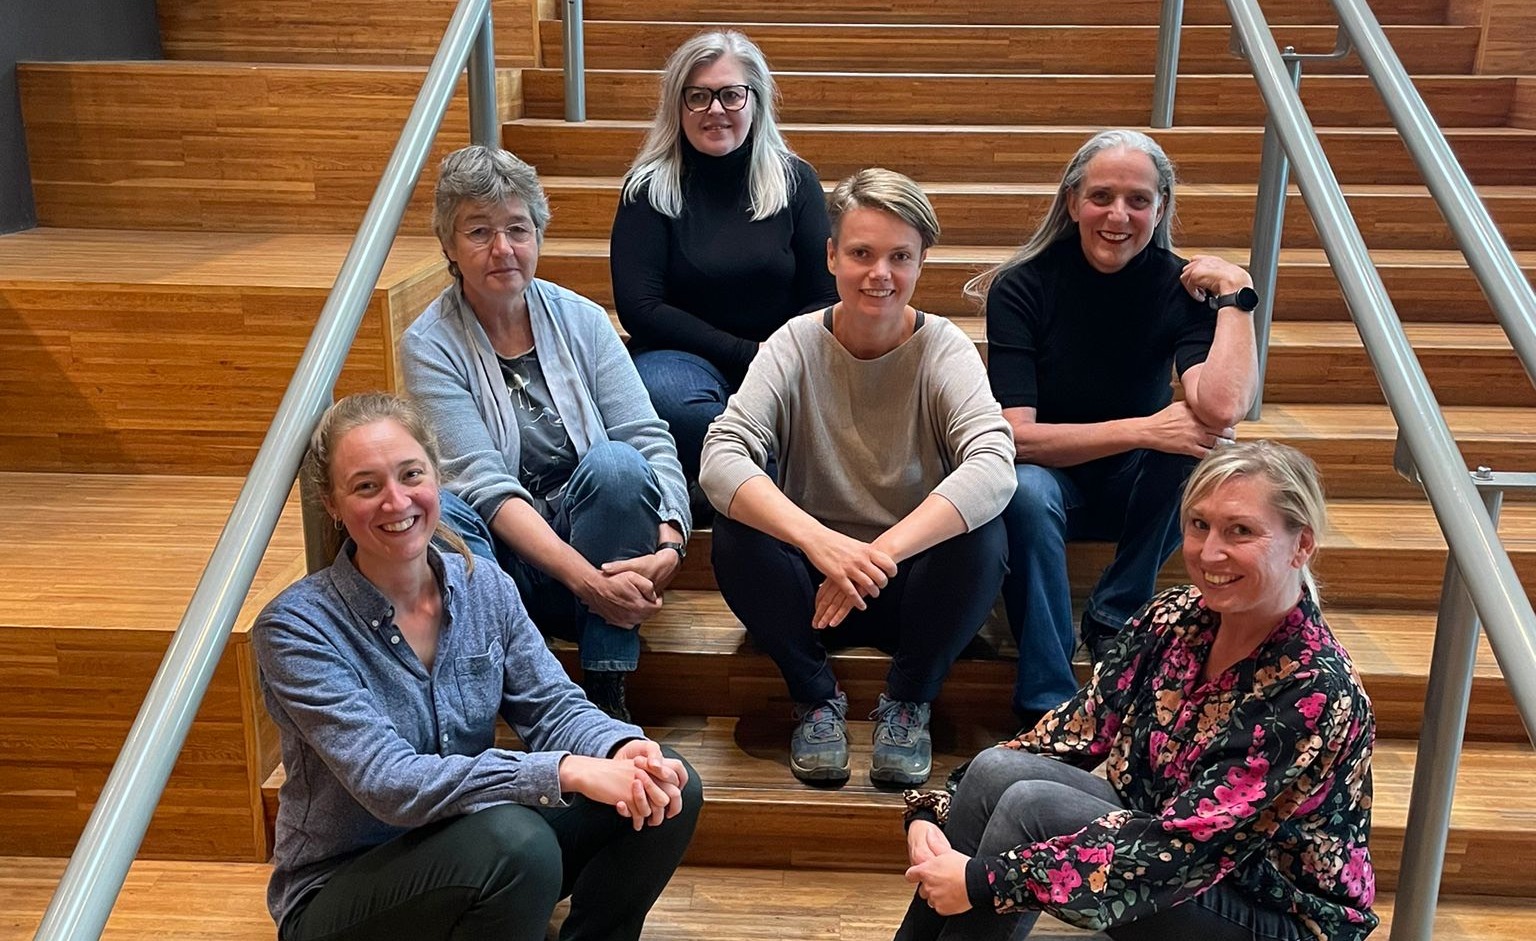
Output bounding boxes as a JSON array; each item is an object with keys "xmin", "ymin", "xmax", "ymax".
[
  {"xmin": 610, "ymin": 141, "xmax": 838, "ymax": 383},
  {"xmin": 985, "ymin": 236, "xmax": 1216, "ymax": 426}
]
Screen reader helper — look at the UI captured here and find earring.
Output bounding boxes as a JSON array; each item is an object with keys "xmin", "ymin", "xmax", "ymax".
[{"xmin": 333, "ymin": 517, "xmax": 345, "ymax": 531}]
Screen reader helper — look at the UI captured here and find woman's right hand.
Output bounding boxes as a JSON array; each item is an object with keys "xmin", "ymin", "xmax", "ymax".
[
  {"xmin": 558, "ymin": 754, "xmax": 674, "ymax": 830},
  {"xmin": 1140, "ymin": 401, "xmax": 1234, "ymax": 459},
  {"xmin": 577, "ymin": 568, "xmax": 663, "ymax": 627},
  {"xmin": 907, "ymin": 819, "xmax": 952, "ymax": 867},
  {"xmin": 800, "ymin": 527, "xmax": 898, "ymax": 628}
]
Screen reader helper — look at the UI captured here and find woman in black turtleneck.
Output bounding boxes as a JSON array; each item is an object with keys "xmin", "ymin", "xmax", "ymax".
[{"xmin": 611, "ymin": 30, "xmax": 837, "ymax": 496}]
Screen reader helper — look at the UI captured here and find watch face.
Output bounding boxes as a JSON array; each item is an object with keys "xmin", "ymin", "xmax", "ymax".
[{"xmin": 1235, "ymin": 287, "xmax": 1260, "ymax": 311}]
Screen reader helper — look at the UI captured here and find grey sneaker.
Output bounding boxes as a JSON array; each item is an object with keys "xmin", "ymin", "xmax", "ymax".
[
  {"xmin": 789, "ymin": 690, "xmax": 850, "ymax": 784},
  {"xmin": 869, "ymin": 694, "xmax": 932, "ymax": 787}
]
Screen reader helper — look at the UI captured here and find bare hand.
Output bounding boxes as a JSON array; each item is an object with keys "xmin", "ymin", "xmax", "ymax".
[
  {"xmin": 907, "ymin": 820, "xmax": 952, "ymax": 867},
  {"xmin": 578, "ymin": 568, "xmax": 663, "ymax": 627},
  {"xmin": 558, "ymin": 755, "xmax": 673, "ymax": 830},
  {"xmin": 1141, "ymin": 401, "xmax": 1234, "ymax": 459},
  {"xmin": 905, "ymin": 849, "xmax": 974, "ymax": 916},
  {"xmin": 801, "ymin": 528, "xmax": 897, "ymax": 629},
  {"xmin": 602, "ymin": 549, "xmax": 682, "ymax": 594},
  {"xmin": 609, "ymin": 739, "xmax": 691, "ymax": 824},
  {"xmin": 1180, "ymin": 254, "xmax": 1254, "ymax": 307}
]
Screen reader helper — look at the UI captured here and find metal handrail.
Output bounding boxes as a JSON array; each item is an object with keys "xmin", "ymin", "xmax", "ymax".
[
  {"xmin": 563, "ymin": 0, "xmax": 585, "ymax": 120},
  {"xmin": 1151, "ymin": 0, "xmax": 1184, "ymax": 127},
  {"xmin": 31, "ymin": 0, "xmax": 497, "ymax": 937},
  {"xmin": 1221, "ymin": 5, "xmax": 1536, "ymax": 941}
]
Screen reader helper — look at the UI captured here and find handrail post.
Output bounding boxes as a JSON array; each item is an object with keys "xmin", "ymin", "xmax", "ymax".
[
  {"xmin": 1244, "ymin": 50, "xmax": 1300, "ymax": 422},
  {"xmin": 562, "ymin": 0, "xmax": 586, "ymax": 121},
  {"xmin": 1389, "ymin": 475, "xmax": 1501, "ymax": 941},
  {"xmin": 468, "ymin": 5, "xmax": 499, "ymax": 148},
  {"xmin": 1151, "ymin": 0, "xmax": 1184, "ymax": 128}
]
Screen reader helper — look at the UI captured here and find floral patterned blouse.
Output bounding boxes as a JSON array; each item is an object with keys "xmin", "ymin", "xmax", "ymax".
[{"xmin": 908, "ymin": 586, "xmax": 1377, "ymax": 940}]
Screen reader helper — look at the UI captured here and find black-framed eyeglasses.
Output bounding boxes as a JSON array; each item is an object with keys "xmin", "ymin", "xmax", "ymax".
[{"xmin": 681, "ymin": 84, "xmax": 751, "ymax": 113}]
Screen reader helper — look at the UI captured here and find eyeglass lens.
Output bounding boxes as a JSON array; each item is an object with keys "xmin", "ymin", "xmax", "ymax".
[{"xmin": 682, "ymin": 85, "xmax": 750, "ymax": 112}]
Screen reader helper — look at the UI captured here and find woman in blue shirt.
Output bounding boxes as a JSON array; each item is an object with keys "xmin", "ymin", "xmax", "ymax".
[{"xmin": 252, "ymin": 392, "xmax": 701, "ymax": 941}]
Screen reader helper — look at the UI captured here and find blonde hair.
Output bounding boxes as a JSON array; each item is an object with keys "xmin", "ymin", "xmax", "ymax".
[
  {"xmin": 827, "ymin": 167, "xmax": 941, "ymax": 250},
  {"xmin": 1181, "ymin": 440, "xmax": 1326, "ymax": 603},
  {"xmin": 304, "ymin": 392, "xmax": 474, "ymax": 570},
  {"xmin": 620, "ymin": 30, "xmax": 799, "ymax": 220},
  {"xmin": 964, "ymin": 129, "xmax": 1179, "ymax": 309}
]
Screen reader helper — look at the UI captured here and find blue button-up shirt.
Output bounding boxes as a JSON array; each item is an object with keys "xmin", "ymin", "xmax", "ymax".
[{"xmin": 252, "ymin": 543, "xmax": 642, "ymax": 927}]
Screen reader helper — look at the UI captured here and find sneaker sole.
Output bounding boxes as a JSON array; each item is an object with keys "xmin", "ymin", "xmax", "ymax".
[
  {"xmin": 868, "ymin": 764, "xmax": 932, "ymax": 787},
  {"xmin": 790, "ymin": 761, "xmax": 851, "ymax": 784}
]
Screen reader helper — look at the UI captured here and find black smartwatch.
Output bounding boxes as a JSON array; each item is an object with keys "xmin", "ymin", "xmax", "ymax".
[
  {"xmin": 1207, "ymin": 286, "xmax": 1260, "ymax": 312},
  {"xmin": 658, "ymin": 541, "xmax": 687, "ymax": 561}
]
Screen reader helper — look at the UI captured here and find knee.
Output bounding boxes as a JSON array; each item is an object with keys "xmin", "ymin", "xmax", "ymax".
[
  {"xmin": 570, "ymin": 441, "xmax": 656, "ymax": 501},
  {"xmin": 1005, "ymin": 465, "xmax": 1067, "ymax": 530},
  {"xmin": 466, "ymin": 805, "xmax": 563, "ymax": 904},
  {"xmin": 663, "ymin": 747, "xmax": 705, "ymax": 826}
]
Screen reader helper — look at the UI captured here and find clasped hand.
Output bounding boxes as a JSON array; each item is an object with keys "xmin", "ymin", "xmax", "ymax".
[
  {"xmin": 905, "ymin": 821, "xmax": 973, "ymax": 916},
  {"xmin": 582, "ymin": 550, "xmax": 683, "ymax": 627},
  {"xmin": 1144, "ymin": 401, "xmax": 1234, "ymax": 459},
  {"xmin": 802, "ymin": 528, "xmax": 898, "ymax": 630},
  {"xmin": 560, "ymin": 740, "xmax": 690, "ymax": 831}
]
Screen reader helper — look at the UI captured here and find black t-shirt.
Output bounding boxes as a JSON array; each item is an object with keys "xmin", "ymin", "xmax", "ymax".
[
  {"xmin": 985, "ymin": 237, "xmax": 1216, "ymax": 425},
  {"xmin": 498, "ymin": 348, "xmax": 578, "ymax": 499},
  {"xmin": 610, "ymin": 141, "xmax": 838, "ymax": 382}
]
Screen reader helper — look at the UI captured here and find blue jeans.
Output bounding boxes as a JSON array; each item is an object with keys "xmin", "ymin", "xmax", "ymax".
[
  {"xmin": 438, "ymin": 440, "xmax": 663, "ymax": 672},
  {"xmin": 893, "ymin": 748, "xmax": 1304, "ymax": 941},
  {"xmin": 1000, "ymin": 449, "xmax": 1195, "ymax": 716},
  {"xmin": 712, "ymin": 514, "xmax": 1008, "ymax": 704},
  {"xmin": 631, "ymin": 349, "xmax": 732, "ymax": 485}
]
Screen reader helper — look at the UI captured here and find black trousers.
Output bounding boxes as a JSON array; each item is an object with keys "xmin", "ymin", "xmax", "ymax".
[
  {"xmin": 712, "ymin": 515, "xmax": 1008, "ymax": 704},
  {"xmin": 281, "ymin": 750, "xmax": 702, "ymax": 941}
]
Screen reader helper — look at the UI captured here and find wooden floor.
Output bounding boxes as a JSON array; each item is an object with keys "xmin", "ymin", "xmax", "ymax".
[{"xmin": 3, "ymin": 857, "xmax": 1534, "ymax": 941}]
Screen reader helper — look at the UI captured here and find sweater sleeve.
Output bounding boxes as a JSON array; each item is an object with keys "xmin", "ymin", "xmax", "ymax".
[
  {"xmin": 698, "ymin": 322, "xmax": 799, "ymax": 514},
  {"xmin": 981, "ymin": 668, "xmax": 1367, "ymax": 933},
  {"xmin": 610, "ymin": 188, "xmax": 759, "ymax": 373},
  {"xmin": 788, "ymin": 159, "xmax": 839, "ymax": 314},
  {"xmin": 927, "ymin": 320, "xmax": 1018, "ymax": 529},
  {"xmin": 399, "ymin": 319, "xmax": 532, "ymax": 523},
  {"xmin": 252, "ymin": 605, "xmax": 565, "ymax": 827},
  {"xmin": 985, "ymin": 265, "xmax": 1043, "ymax": 410}
]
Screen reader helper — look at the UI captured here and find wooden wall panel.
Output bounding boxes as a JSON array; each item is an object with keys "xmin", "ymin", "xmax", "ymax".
[
  {"xmin": 20, "ymin": 63, "xmax": 518, "ymax": 233},
  {"xmin": 1514, "ymin": 77, "xmax": 1536, "ymax": 128},
  {"xmin": 1476, "ymin": 0, "xmax": 1536, "ymax": 73},
  {"xmin": 157, "ymin": 0, "xmax": 542, "ymax": 67}
]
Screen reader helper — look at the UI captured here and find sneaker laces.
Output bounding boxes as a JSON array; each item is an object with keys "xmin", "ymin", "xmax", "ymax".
[
  {"xmin": 872, "ymin": 698, "xmax": 923, "ymax": 746},
  {"xmin": 795, "ymin": 696, "xmax": 846, "ymax": 743}
]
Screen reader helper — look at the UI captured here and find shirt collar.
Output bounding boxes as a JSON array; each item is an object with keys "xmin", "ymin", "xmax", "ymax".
[{"xmin": 326, "ymin": 541, "xmax": 461, "ymax": 631}]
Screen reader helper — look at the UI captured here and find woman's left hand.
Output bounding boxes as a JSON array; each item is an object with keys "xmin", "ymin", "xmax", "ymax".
[
  {"xmin": 601, "ymin": 549, "xmax": 681, "ymax": 594},
  {"xmin": 905, "ymin": 849, "xmax": 974, "ymax": 916},
  {"xmin": 1179, "ymin": 254, "xmax": 1254, "ymax": 306}
]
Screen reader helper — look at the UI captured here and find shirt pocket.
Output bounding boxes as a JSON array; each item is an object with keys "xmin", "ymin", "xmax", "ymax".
[{"xmin": 453, "ymin": 642, "xmax": 504, "ymax": 725}]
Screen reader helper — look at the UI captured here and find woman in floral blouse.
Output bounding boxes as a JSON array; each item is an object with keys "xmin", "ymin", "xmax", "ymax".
[{"xmin": 895, "ymin": 440, "xmax": 1376, "ymax": 941}]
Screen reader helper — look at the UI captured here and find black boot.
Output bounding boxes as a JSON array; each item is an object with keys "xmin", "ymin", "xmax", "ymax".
[{"xmin": 581, "ymin": 669, "xmax": 632, "ymax": 723}]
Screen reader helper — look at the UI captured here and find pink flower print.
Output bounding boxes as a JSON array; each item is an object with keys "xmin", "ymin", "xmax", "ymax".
[
  {"xmin": 1170, "ymin": 810, "xmax": 1236, "ymax": 841},
  {"xmin": 1047, "ymin": 862, "xmax": 1083, "ymax": 904},
  {"xmin": 1212, "ymin": 759, "xmax": 1270, "ymax": 816},
  {"xmin": 1074, "ymin": 844, "xmax": 1114, "ymax": 866},
  {"xmin": 1341, "ymin": 847, "xmax": 1375, "ymax": 905},
  {"xmin": 1297, "ymin": 692, "xmax": 1328, "ymax": 729}
]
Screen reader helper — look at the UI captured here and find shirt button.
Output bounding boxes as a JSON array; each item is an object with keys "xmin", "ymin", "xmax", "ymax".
[
  {"xmin": 390, "ymin": 635, "xmax": 400, "ymax": 644},
  {"xmin": 538, "ymin": 796, "xmax": 550, "ymax": 805},
  {"xmin": 370, "ymin": 619, "xmax": 379, "ymax": 628},
  {"xmin": 441, "ymin": 733, "xmax": 449, "ymax": 745}
]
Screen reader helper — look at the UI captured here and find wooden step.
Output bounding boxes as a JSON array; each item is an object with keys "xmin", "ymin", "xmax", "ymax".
[
  {"xmin": 525, "ymin": 70, "xmax": 1518, "ymax": 129},
  {"xmin": 0, "ymin": 473, "xmax": 307, "ymax": 859},
  {"xmin": 155, "ymin": 0, "xmax": 542, "ymax": 67},
  {"xmin": 6, "ymin": 856, "xmax": 1533, "ymax": 940},
  {"xmin": 0, "ymin": 228, "xmax": 448, "ymax": 475},
  {"xmin": 561, "ymin": 590, "xmax": 1521, "ymax": 743},
  {"xmin": 672, "ymin": 498, "xmax": 1536, "ymax": 609},
  {"xmin": 577, "ymin": 0, "xmax": 1450, "ymax": 27},
  {"xmin": 504, "ymin": 120, "xmax": 1536, "ymax": 186},
  {"xmin": 548, "ymin": 174, "xmax": 1536, "ymax": 251},
  {"xmin": 539, "ymin": 21, "xmax": 1480, "ymax": 75},
  {"xmin": 18, "ymin": 61, "xmax": 520, "ymax": 233},
  {"xmin": 537, "ymin": 236, "xmax": 1536, "ymax": 321}
]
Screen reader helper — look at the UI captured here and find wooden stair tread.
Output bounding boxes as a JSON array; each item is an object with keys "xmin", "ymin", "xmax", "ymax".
[
  {"xmin": 4, "ymin": 855, "xmax": 1531, "ymax": 940},
  {"xmin": 0, "ymin": 472, "xmax": 306, "ymax": 633},
  {"xmin": 0, "ymin": 228, "xmax": 446, "ymax": 288}
]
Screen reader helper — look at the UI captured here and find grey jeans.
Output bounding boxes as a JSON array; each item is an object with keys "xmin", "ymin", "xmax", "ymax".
[{"xmin": 893, "ymin": 748, "xmax": 1305, "ymax": 941}]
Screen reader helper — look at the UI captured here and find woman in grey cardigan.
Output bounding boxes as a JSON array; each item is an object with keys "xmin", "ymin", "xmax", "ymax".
[
  {"xmin": 402, "ymin": 146, "xmax": 691, "ymax": 721},
  {"xmin": 700, "ymin": 169, "xmax": 1016, "ymax": 788}
]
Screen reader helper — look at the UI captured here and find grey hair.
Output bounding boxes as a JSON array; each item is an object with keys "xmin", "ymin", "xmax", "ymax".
[
  {"xmin": 964, "ymin": 129, "xmax": 1179, "ymax": 308},
  {"xmin": 432, "ymin": 145, "xmax": 551, "ymax": 280},
  {"xmin": 620, "ymin": 30, "xmax": 799, "ymax": 220},
  {"xmin": 304, "ymin": 391, "xmax": 474, "ymax": 570},
  {"xmin": 827, "ymin": 167, "xmax": 941, "ymax": 251},
  {"xmin": 1180, "ymin": 439, "xmax": 1327, "ymax": 604}
]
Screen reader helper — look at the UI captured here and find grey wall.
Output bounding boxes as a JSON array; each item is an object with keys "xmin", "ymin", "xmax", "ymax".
[{"xmin": 1, "ymin": 0, "xmax": 162, "ymax": 233}]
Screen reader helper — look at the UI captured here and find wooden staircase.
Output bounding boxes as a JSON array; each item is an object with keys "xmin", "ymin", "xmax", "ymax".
[{"xmin": 3, "ymin": 0, "xmax": 1536, "ymax": 936}]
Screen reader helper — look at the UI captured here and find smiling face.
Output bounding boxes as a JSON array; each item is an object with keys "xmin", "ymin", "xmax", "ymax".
[
  {"xmin": 323, "ymin": 418, "xmax": 441, "ymax": 578},
  {"xmin": 1067, "ymin": 147, "xmax": 1165, "ymax": 274},
  {"xmin": 1182, "ymin": 474, "xmax": 1315, "ymax": 633},
  {"xmin": 680, "ymin": 55, "xmax": 754, "ymax": 157},
  {"xmin": 827, "ymin": 206, "xmax": 927, "ymax": 325},
  {"xmin": 441, "ymin": 197, "xmax": 540, "ymax": 313}
]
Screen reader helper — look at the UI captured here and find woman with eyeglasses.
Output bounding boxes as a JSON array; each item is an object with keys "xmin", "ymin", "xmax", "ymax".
[
  {"xmin": 612, "ymin": 30, "xmax": 838, "ymax": 511},
  {"xmin": 401, "ymin": 145, "xmax": 691, "ymax": 722}
]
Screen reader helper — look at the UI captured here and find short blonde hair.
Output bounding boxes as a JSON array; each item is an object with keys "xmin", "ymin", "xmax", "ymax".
[
  {"xmin": 1181, "ymin": 440, "xmax": 1326, "ymax": 602},
  {"xmin": 827, "ymin": 167, "xmax": 941, "ymax": 251}
]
